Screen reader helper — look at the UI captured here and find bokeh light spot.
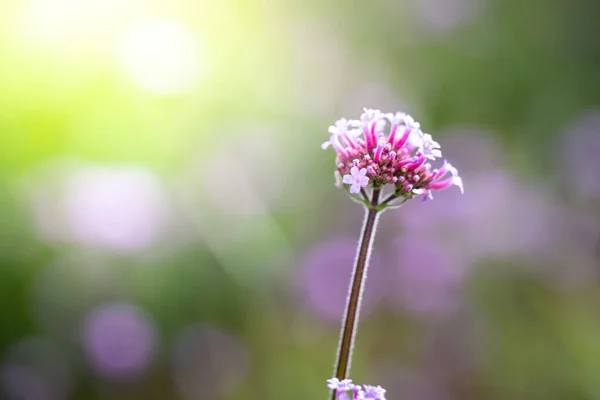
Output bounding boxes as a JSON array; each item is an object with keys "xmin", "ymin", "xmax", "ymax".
[
  {"xmin": 81, "ymin": 302, "xmax": 158, "ymax": 381},
  {"xmin": 117, "ymin": 18, "xmax": 204, "ymax": 95}
]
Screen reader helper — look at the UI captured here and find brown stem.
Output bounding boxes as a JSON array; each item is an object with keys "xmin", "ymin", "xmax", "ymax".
[{"xmin": 330, "ymin": 189, "xmax": 381, "ymax": 400}]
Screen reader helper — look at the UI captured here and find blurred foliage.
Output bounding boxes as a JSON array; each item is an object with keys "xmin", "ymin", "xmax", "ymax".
[{"xmin": 1, "ymin": 0, "xmax": 600, "ymax": 399}]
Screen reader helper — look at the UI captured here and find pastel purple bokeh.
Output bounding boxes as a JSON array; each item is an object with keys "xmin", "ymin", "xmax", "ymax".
[
  {"xmin": 387, "ymin": 236, "xmax": 465, "ymax": 318},
  {"xmin": 397, "ymin": 129, "xmax": 555, "ymax": 266},
  {"xmin": 171, "ymin": 325, "xmax": 248, "ymax": 400},
  {"xmin": 26, "ymin": 162, "xmax": 169, "ymax": 253},
  {"xmin": 65, "ymin": 166, "xmax": 167, "ymax": 252},
  {"xmin": 0, "ymin": 337, "xmax": 73, "ymax": 400},
  {"xmin": 296, "ymin": 238, "xmax": 386, "ymax": 323},
  {"xmin": 81, "ymin": 302, "xmax": 157, "ymax": 381}
]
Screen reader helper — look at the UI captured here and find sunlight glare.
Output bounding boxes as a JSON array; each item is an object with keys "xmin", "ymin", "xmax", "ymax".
[{"xmin": 117, "ymin": 18, "xmax": 204, "ymax": 95}]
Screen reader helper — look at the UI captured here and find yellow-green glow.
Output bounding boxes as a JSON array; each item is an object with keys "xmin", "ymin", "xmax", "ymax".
[{"xmin": 117, "ymin": 18, "xmax": 206, "ymax": 95}]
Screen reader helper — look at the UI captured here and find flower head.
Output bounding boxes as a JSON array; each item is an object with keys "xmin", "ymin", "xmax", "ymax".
[
  {"xmin": 327, "ymin": 378, "xmax": 357, "ymax": 392},
  {"xmin": 358, "ymin": 385, "xmax": 386, "ymax": 400},
  {"xmin": 327, "ymin": 379, "xmax": 386, "ymax": 400},
  {"xmin": 323, "ymin": 107, "xmax": 462, "ymax": 205}
]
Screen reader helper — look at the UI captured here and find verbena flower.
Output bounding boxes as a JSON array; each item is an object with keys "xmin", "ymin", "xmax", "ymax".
[
  {"xmin": 323, "ymin": 108, "xmax": 463, "ymax": 204},
  {"xmin": 342, "ymin": 165, "xmax": 370, "ymax": 194},
  {"xmin": 327, "ymin": 378, "xmax": 358, "ymax": 392},
  {"xmin": 358, "ymin": 385, "xmax": 386, "ymax": 400},
  {"xmin": 327, "ymin": 379, "xmax": 386, "ymax": 400}
]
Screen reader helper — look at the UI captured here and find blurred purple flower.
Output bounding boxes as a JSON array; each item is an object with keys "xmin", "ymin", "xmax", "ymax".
[
  {"xmin": 397, "ymin": 137, "xmax": 554, "ymax": 265},
  {"xmin": 0, "ymin": 337, "xmax": 73, "ymax": 400},
  {"xmin": 360, "ymin": 385, "xmax": 387, "ymax": 400},
  {"xmin": 65, "ymin": 166, "xmax": 167, "ymax": 252},
  {"xmin": 562, "ymin": 109, "xmax": 600, "ymax": 198},
  {"xmin": 387, "ymin": 236, "xmax": 465, "ymax": 318},
  {"xmin": 327, "ymin": 378, "xmax": 387, "ymax": 400},
  {"xmin": 171, "ymin": 325, "xmax": 248, "ymax": 400},
  {"xmin": 296, "ymin": 238, "xmax": 386, "ymax": 323},
  {"xmin": 25, "ymin": 162, "xmax": 169, "ymax": 253},
  {"xmin": 81, "ymin": 302, "xmax": 157, "ymax": 381}
]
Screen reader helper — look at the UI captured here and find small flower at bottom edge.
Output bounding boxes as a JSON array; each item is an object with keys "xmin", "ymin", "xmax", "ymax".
[{"xmin": 327, "ymin": 378, "xmax": 356, "ymax": 391}]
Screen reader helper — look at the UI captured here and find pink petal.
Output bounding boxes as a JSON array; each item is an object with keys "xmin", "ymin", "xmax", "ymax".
[
  {"xmin": 360, "ymin": 176, "xmax": 369, "ymax": 186},
  {"xmin": 358, "ymin": 168, "xmax": 367, "ymax": 178},
  {"xmin": 342, "ymin": 174, "xmax": 354, "ymax": 184},
  {"xmin": 350, "ymin": 166, "xmax": 359, "ymax": 176},
  {"xmin": 349, "ymin": 184, "xmax": 360, "ymax": 194}
]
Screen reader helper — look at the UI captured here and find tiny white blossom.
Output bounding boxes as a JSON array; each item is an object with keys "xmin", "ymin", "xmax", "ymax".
[
  {"xmin": 342, "ymin": 166, "xmax": 369, "ymax": 194},
  {"xmin": 328, "ymin": 118, "xmax": 351, "ymax": 135},
  {"xmin": 322, "ymin": 119, "xmax": 346, "ymax": 150},
  {"xmin": 327, "ymin": 378, "xmax": 356, "ymax": 391},
  {"xmin": 419, "ymin": 133, "xmax": 442, "ymax": 160},
  {"xmin": 386, "ymin": 111, "xmax": 407, "ymax": 125},
  {"xmin": 358, "ymin": 108, "xmax": 384, "ymax": 128},
  {"xmin": 443, "ymin": 160, "xmax": 458, "ymax": 177},
  {"xmin": 439, "ymin": 160, "xmax": 463, "ymax": 192},
  {"xmin": 453, "ymin": 175, "xmax": 464, "ymax": 194},
  {"xmin": 402, "ymin": 114, "xmax": 420, "ymax": 130}
]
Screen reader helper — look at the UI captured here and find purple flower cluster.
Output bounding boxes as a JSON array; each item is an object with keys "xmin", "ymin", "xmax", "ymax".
[
  {"xmin": 324, "ymin": 108, "xmax": 463, "ymax": 201},
  {"xmin": 327, "ymin": 378, "xmax": 387, "ymax": 400}
]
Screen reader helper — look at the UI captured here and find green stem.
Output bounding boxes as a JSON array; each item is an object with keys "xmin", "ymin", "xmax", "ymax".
[{"xmin": 330, "ymin": 189, "xmax": 381, "ymax": 400}]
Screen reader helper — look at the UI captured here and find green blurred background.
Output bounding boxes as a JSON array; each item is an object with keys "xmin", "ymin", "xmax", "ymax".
[{"xmin": 1, "ymin": 0, "xmax": 600, "ymax": 399}]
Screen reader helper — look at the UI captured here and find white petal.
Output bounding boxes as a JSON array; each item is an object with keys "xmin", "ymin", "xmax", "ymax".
[
  {"xmin": 321, "ymin": 141, "xmax": 331, "ymax": 150},
  {"xmin": 359, "ymin": 176, "xmax": 369, "ymax": 186},
  {"xmin": 358, "ymin": 168, "xmax": 367, "ymax": 178},
  {"xmin": 350, "ymin": 166, "xmax": 359, "ymax": 176},
  {"xmin": 347, "ymin": 128, "xmax": 362, "ymax": 138},
  {"xmin": 403, "ymin": 114, "xmax": 420, "ymax": 129},
  {"xmin": 444, "ymin": 160, "xmax": 459, "ymax": 177},
  {"xmin": 349, "ymin": 183, "xmax": 360, "ymax": 194},
  {"xmin": 453, "ymin": 176, "xmax": 464, "ymax": 194},
  {"xmin": 342, "ymin": 174, "xmax": 354, "ymax": 184}
]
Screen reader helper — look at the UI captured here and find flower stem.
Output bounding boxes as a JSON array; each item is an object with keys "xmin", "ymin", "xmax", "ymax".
[{"xmin": 330, "ymin": 189, "xmax": 381, "ymax": 400}]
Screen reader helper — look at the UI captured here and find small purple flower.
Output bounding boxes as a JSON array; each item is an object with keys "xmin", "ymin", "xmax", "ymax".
[
  {"xmin": 342, "ymin": 166, "xmax": 370, "ymax": 194},
  {"xmin": 327, "ymin": 379, "xmax": 386, "ymax": 400},
  {"xmin": 359, "ymin": 385, "xmax": 387, "ymax": 400},
  {"xmin": 327, "ymin": 378, "xmax": 356, "ymax": 391},
  {"xmin": 418, "ymin": 133, "xmax": 442, "ymax": 160}
]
